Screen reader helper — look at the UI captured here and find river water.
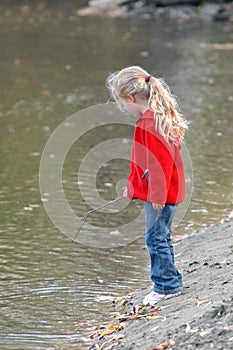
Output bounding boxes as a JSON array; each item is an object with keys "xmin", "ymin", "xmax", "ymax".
[{"xmin": 0, "ymin": 2, "xmax": 232, "ymax": 349}]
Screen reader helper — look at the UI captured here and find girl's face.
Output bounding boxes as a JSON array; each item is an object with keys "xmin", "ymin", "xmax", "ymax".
[{"xmin": 119, "ymin": 94, "xmax": 149, "ymax": 117}]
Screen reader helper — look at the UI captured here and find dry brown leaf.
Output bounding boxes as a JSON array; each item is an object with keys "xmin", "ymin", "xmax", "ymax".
[
  {"xmin": 148, "ymin": 338, "xmax": 175, "ymax": 349},
  {"xmin": 117, "ymin": 303, "xmax": 160, "ymax": 322},
  {"xmin": 196, "ymin": 296, "xmax": 211, "ymax": 306},
  {"xmin": 112, "ymin": 293, "xmax": 133, "ymax": 307},
  {"xmin": 120, "ymin": 299, "xmax": 128, "ymax": 307},
  {"xmin": 156, "ymin": 338, "xmax": 175, "ymax": 349},
  {"xmin": 115, "ymin": 302, "xmax": 146, "ymax": 322},
  {"xmin": 115, "ymin": 313, "xmax": 127, "ymax": 322},
  {"xmin": 101, "ymin": 323, "xmax": 126, "ymax": 336},
  {"xmin": 117, "ymin": 315, "xmax": 131, "ymax": 322},
  {"xmin": 148, "ymin": 306, "xmax": 160, "ymax": 314},
  {"xmin": 146, "ymin": 315, "xmax": 162, "ymax": 321},
  {"xmin": 133, "ymin": 304, "xmax": 143, "ymax": 314},
  {"xmin": 90, "ymin": 330, "xmax": 101, "ymax": 339},
  {"xmin": 117, "ymin": 313, "xmax": 142, "ymax": 322}
]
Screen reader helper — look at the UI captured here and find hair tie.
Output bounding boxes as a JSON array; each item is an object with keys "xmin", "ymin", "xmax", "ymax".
[{"xmin": 145, "ymin": 74, "xmax": 152, "ymax": 83}]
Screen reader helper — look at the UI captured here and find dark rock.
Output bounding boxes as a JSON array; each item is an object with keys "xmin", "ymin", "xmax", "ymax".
[
  {"xmin": 119, "ymin": 0, "xmax": 202, "ymax": 7},
  {"xmin": 152, "ymin": 0, "xmax": 202, "ymax": 7},
  {"xmin": 214, "ymin": 2, "xmax": 233, "ymax": 21}
]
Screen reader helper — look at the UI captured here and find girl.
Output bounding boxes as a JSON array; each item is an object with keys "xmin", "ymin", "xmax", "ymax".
[{"xmin": 106, "ymin": 66, "xmax": 188, "ymax": 306}]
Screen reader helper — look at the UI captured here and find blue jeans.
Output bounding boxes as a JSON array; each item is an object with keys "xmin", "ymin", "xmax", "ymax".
[{"xmin": 144, "ymin": 202, "xmax": 182, "ymax": 295}]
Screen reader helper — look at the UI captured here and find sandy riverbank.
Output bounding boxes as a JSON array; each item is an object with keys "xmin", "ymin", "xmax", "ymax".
[{"xmin": 88, "ymin": 214, "xmax": 233, "ymax": 349}]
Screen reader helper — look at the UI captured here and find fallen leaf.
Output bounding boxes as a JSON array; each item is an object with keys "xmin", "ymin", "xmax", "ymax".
[
  {"xmin": 158, "ymin": 339, "xmax": 175, "ymax": 349},
  {"xmin": 117, "ymin": 312, "xmax": 142, "ymax": 322},
  {"xmin": 116, "ymin": 314, "xmax": 131, "ymax": 322},
  {"xmin": 101, "ymin": 323, "xmax": 126, "ymax": 336},
  {"xmin": 119, "ymin": 299, "xmax": 128, "ymax": 307},
  {"xmin": 149, "ymin": 338, "xmax": 175, "ymax": 349},
  {"xmin": 196, "ymin": 296, "xmax": 211, "ymax": 306},
  {"xmin": 116, "ymin": 303, "xmax": 160, "ymax": 322},
  {"xmin": 148, "ymin": 306, "xmax": 160, "ymax": 314},
  {"xmin": 90, "ymin": 330, "xmax": 101, "ymax": 339},
  {"xmin": 146, "ymin": 315, "xmax": 162, "ymax": 321},
  {"xmin": 112, "ymin": 293, "xmax": 133, "ymax": 307},
  {"xmin": 199, "ymin": 329, "xmax": 211, "ymax": 338},
  {"xmin": 133, "ymin": 304, "xmax": 143, "ymax": 314}
]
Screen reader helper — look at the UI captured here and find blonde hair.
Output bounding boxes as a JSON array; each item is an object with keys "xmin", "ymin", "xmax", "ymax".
[{"xmin": 106, "ymin": 65, "xmax": 188, "ymax": 145}]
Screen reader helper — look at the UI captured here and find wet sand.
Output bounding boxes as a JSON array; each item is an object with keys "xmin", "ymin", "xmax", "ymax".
[{"xmin": 88, "ymin": 215, "xmax": 233, "ymax": 349}]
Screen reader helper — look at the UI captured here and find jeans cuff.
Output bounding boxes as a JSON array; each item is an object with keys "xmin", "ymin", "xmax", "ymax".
[{"xmin": 153, "ymin": 286, "xmax": 182, "ymax": 295}]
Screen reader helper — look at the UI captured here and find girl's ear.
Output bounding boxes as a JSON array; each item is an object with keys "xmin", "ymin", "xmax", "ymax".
[{"xmin": 127, "ymin": 94, "xmax": 136, "ymax": 103}]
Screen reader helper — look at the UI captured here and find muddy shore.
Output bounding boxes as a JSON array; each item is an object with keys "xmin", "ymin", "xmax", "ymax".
[
  {"xmin": 78, "ymin": 0, "xmax": 233, "ymax": 23},
  {"xmin": 88, "ymin": 214, "xmax": 233, "ymax": 350}
]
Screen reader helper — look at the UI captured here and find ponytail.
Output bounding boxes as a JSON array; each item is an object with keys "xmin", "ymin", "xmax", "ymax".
[
  {"xmin": 148, "ymin": 77, "xmax": 187, "ymax": 145},
  {"xmin": 106, "ymin": 66, "xmax": 188, "ymax": 145}
]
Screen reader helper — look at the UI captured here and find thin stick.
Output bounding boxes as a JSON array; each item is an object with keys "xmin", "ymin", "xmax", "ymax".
[
  {"xmin": 87, "ymin": 195, "xmax": 124, "ymax": 214},
  {"xmin": 72, "ymin": 214, "xmax": 90, "ymax": 242},
  {"xmin": 72, "ymin": 196, "xmax": 125, "ymax": 242}
]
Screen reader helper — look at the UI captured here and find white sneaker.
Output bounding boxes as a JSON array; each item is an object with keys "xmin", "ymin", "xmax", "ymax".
[{"xmin": 143, "ymin": 290, "xmax": 182, "ymax": 306}]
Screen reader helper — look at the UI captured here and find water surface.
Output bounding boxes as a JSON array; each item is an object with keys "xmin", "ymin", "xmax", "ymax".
[{"xmin": 0, "ymin": 2, "xmax": 232, "ymax": 349}]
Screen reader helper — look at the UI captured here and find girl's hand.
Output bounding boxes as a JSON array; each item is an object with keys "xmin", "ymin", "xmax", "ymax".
[
  {"xmin": 123, "ymin": 188, "xmax": 128, "ymax": 197},
  {"xmin": 152, "ymin": 203, "xmax": 165, "ymax": 211}
]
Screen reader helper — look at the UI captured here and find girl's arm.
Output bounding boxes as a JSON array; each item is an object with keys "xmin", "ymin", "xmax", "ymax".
[{"xmin": 145, "ymin": 128, "xmax": 175, "ymax": 204}]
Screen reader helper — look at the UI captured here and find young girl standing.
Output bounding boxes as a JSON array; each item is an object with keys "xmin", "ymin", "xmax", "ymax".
[{"xmin": 106, "ymin": 66, "xmax": 188, "ymax": 306}]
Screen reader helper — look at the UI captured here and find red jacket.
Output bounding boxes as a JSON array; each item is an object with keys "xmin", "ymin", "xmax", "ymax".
[{"xmin": 127, "ymin": 109, "xmax": 185, "ymax": 204}]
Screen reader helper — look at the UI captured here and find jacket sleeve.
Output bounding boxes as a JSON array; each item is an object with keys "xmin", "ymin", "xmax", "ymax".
[{"xmin": 145, "ymin": 127, "xmax": 175, "ymax": 203}]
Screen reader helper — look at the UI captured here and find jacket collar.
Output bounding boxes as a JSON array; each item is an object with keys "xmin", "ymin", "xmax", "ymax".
[{"xmin": 136, "ymin": 109, "xmax": 154, "ymax": 124}]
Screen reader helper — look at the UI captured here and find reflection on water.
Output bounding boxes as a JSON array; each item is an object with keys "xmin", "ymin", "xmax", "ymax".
[{"xmin": 0, "ymin": 2, "xmax": 232, "ymax": 349}]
